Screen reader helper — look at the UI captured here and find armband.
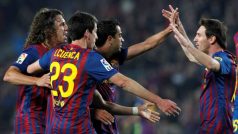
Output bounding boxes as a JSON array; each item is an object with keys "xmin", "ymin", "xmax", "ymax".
[{"xmin": 132, "ymin": 107, "xmax": 139, "ymax": 115}]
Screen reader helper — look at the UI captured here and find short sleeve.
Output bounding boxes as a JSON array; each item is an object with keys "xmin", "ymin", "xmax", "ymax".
[
  {"xmin": 85, "ymin": 52, "xmax": 118, "ymax": 83},
  {"xmin": 213, "ymin": 53, "xmax": 232, "ymax": 75},
  {"xmin": 12, "ymin": 47, "xmax": 39, "ymax": 73},
  {"xmin": 39, "ymin": 49, "xmax": 54, "ymax": 71}
]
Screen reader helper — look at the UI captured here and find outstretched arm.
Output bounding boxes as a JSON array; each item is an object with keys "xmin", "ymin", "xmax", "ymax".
[
  {"xmin": 126, "ymin": 26, "xmax": 172, "ymax": 60},
  {"xmin": 3, "ymin": 66, "xmax": 51, "ymax": 88},
  {"xmin": 108, "ymin": 73, "xmax": 181, "ymax": 116},
  {"xmin": 93, "ymin": 90, "xmax": 160, "ymax": 123}
]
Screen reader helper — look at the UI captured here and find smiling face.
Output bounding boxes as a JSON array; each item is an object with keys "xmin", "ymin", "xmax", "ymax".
[
  {"xmin": 193, "ymin": 26, "xmax": 210, "ymax": 54},
  {"xmin": 110, "ymin": 25, "xmax": 124, "ymax": 53}
]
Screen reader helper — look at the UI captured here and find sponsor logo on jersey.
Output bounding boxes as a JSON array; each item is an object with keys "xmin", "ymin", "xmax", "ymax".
[
  {"xmin": 100, "ymin": 58, "xmax": 113, "ymax": 71},
  {"xmin": 16, "ymin": 53, "xmax": 28, "ymax": 64}
]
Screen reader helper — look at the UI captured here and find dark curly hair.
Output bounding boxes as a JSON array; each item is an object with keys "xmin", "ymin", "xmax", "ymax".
[{"xmin": 24, "ymin": 8, "xmax": 63, "ymax": 48}]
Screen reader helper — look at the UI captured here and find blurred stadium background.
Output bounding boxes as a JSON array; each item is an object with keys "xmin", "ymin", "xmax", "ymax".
[{"xmin": 0, "ymin": 0, "xmax": 238, "ymax": 133}]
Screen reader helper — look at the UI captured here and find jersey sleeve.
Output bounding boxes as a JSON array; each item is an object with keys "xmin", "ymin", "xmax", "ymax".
[
  {"xmin": 213, "ymin": 52, "xmax": 232, "ymax": 75},
  {"xmin": 39, "ymin": 49, "xmax": 54, "ymax": 71},
  {"xmin": 86, "ymin": 52, "xmax": 118, "ymax": 83},
  {"xmin": 12, "ymin": 47, "xmax": 39, "ymax": 73}
]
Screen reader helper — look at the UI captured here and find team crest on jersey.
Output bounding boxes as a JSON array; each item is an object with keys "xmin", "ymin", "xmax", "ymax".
[
  {"xmin": 214, "ymin": 56, "xmax": 222, "ymax": 62},
  {"xmin": 100, "ymin": 58, "xmax": 113, "ymax": 71},
  {"xmin": 16, "ymin": 53, "xmax": 28, "ymax": 64}
]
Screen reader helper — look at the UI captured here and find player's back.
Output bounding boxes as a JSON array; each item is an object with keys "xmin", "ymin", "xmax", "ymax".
[{"xmin": 48, "ymin": 44, "xmax": 96, "ymax": 133}]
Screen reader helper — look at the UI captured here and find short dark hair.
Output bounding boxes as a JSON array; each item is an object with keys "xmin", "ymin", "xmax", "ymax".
[
  {"xmin": 199, "ymin": 18, "xmax": 227, "ymax": 49},
  {"xmin": 68, "ymin": 11, "xmax": 98, "ymax": 41},
  {"xmin": 96, "ymin": 20, "xmax": 120, "ymax": 48},
  {"xmin": 24, "ymin": 8, "xmax": 63, "ymax": 48}
]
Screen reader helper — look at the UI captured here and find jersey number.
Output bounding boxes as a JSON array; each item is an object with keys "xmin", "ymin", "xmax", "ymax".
[{"xmin": 50, "ymin": 62, "xmax": 77, "ymax": 98}]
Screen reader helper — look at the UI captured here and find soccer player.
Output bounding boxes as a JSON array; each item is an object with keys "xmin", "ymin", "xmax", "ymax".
[
  {"xmin": 232, "ymin": 32, "xmax": 238, "ymax": 134},
  {"xmin": 27, "ymin": 11, "xmax": 181, "ymax": 133},
  {"xmin": 3, "ymin": 8, "xmax": 68, "ymax": 133},
  {"xmin": 92, "ymin": 20, "xmax": 173, "ymax": 134},
  {"xmin": 163, "ymin": 5, "xmax": 236, "ymax": 133}
]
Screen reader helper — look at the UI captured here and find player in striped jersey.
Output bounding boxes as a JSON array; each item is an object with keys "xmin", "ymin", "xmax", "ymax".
[
  {"xmin": 232, "ymin": 32, "xmax": 238, "ymax": 134},
  {"xmin": 163, "ymin": 5, "xmax": 236, "ymax": 133},
  {"xmin": 3, "ymin": 8, "xmax": 68, "ymax": 134},
  {"xmin": 27, "ymin": 11, "xmax": 181, "ymax": 134},
  {"xmin": 91, "ymin": 20, "xmax": 173, "ymax": 134}
]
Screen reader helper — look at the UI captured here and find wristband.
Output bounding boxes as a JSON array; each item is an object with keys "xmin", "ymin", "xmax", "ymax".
[{"xmin": 132, "ymin": 107, "xmax": 138, "ymax": 115}]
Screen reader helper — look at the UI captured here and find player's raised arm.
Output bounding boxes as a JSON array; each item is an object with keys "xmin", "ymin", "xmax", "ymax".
[
  {"xmin": 126, "ymin": 26, "xmax": 172, "ymax": 60},
  {"xmin": 162, "ymin": 5, "xmax": 199, "ymax": 64}
]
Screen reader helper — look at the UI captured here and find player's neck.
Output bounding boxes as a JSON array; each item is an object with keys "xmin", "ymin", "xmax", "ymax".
[
  {"xmin": 209, "ymin": 43, "xmax": 224, "ymax": 55},
  {"xmin": 71, "ymin": 39, "xmax": 87, "ymax": 49}
]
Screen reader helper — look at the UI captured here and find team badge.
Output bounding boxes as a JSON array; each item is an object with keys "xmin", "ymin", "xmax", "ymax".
[
  {"xmin": 100, "ymin": 58, "xmax": 113, "ymax": 71},
  {"xmin": 16, "ymin": 53, "xmax": 28, "ymax": 64},
  {"xmin": 214, "ymin": 56, "xmax": 222, "ymax": 62}
]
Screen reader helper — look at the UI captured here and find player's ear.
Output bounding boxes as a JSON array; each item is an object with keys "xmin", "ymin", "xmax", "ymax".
[
  {"xmin": 84, "ymin": 29, "xmax": 90, "ymax": 38},
  {"xmin": 107, "ymin": 35, "xmax": 113, "ymax": 41},
  {"xmin": 209, "ymin": 35, "xmax": 216, "ymax": 45},
  {"xmin": 107, "ymin": 35, "xmax": 113, "ymax": 45}
]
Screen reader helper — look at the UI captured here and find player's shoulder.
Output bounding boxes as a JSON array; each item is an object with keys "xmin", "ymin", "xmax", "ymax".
[
  {"xmin": 24, "ymin": 44, "xmax": 46, "ymax": 52},
  {"xmin": 89, "ymin": 49, "xmax": 103, "ymax": 57},
  {"xmin": 213, "ymin": 50, "xmax": 236, "ymax": 63}
]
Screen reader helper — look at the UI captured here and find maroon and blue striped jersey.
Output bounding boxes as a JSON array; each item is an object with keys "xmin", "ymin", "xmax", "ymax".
[
  {"xmin": 232, "ymin": 32, "xmax": 238, "ymax": 134},
  {"xmin": 199, "ymin": 50, "xmax": 236, "ymax": 134},
  {"xmin": 12, "ymin": 44, "xmax": 50, "ymax": 134},
  {"xmin": 39, "ymin": 44, "xmax": 118, "ymax": 134},
  {"xmin": 91, "ymin": 48, "xmax": 128, "ymax": 134}
]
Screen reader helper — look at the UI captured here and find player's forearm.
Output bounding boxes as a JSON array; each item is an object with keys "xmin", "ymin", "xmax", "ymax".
[
  {"xmin": 180, "ymin": 44, "xmax": 200, "ymax": 64},
  {"xmin": 112, "ymin": 74, "xmax": 162, "ymax": 105},
  {"xmin": 186, "ymin": 45, "xmax": 219, "ymax": 70},
  {"xmin": 3, "ymin": 66, "xmax": 38, "ymax": 85},
  {"xmin": 177, "ymin": 20, "xmax": 189, "ymax": 40},
  {"xmin": 104, "ymin": 101, "xmax": 137, "ymax": 115},
  {"xmin": 127, "ymin": 27, "xmax": 171, "ymax": 60},
  {"xmin": 144, "ymin": 26, "xmax": 172, "ymax": 46},
  {"xmin": 27, "ymin": 60, "xmax": 42, "ymax": 74}
]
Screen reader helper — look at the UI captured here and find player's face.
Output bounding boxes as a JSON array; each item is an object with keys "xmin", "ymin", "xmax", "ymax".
[
  {"xmin": 54, "ymin": 15, "xmax": 68, "ymax": 45},
  {"xmin": 193, "ymin": 26, "xmax": 210, "ymax": 54},
  {"xmin": 111, "ymin": 25, "xmax": 124, "ymax": 53},
  {"xmin": 87, "ymin": 23, "xmax": 98, "ymax": 49}
]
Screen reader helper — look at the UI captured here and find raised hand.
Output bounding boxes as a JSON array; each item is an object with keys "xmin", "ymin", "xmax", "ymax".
[
  {"xmin": 162, "ymin": 5, "xmax": 179, "ymax": 25},
  {"xmin": 138, "ymin": 103, "xmax": 160, "ymax": 123},
  {"xmin": 36, "ymin": 73, "xmax": 51, "ymax": 88},
  {"xmin": 156, "ymin": 99, "xmax": 181, "ymax": 116},
  {"xmin": 94, "ymin": 109, "xmax": 114, "ymax": 125}
]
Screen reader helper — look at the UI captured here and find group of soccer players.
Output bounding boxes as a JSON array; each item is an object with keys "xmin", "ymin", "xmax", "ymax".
[{"xmin": 3, "ymin": 4, "xmax": 238, "ymax": 134}]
